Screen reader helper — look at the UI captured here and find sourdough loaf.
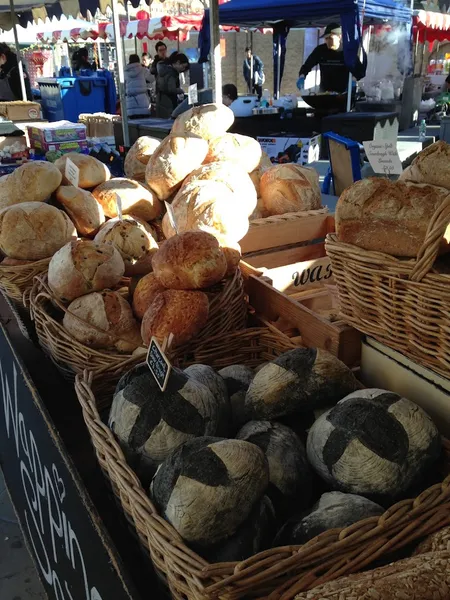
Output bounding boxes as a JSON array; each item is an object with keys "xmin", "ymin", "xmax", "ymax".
[
  {"xmin": 250, "ymin": 151, "xmax": 273, "ymax": 198},
  {"xmin": 0, "ymin": 161, "xmax": 62, "ymax": 210},
  {"xmin": 260, "ymin": 164, "xmax": 322, "ymax": 216},
  {"xmin": 124, "ymin": 136, "xmax": 161, "ymax": 180},
  {"xmin": 92, "ymin": 178, "xmax": 162, "ymax": 221},
  {"xmin": 399, "ymin": 141, "xmax": 450, "ymax": 189},
  {"xmin": 204, "ymin": 133, "xmax": 262, "ymax": 173},
  {"xmin": 171, "ymin": 103, "xmax": 234, "ymax": 140},
  {"xmin": 56, "ymin": 185, "xmax": 105, "ymax": 236},
  {"xmin": 132, "ymin": 272, "xmax": 166, "ymax": 320},
  {"xmin": 336, "ymin": 177, "xmax": 450, "ymax": 257},
  {"xmin": 55, "ymin": 153, "xmax": 111, "ymax": 188}
]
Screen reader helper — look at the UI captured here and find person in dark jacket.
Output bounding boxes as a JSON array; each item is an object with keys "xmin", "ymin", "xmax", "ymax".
[
  {"xmin": 150, "ymin": 41, "xmax": 168, "ymax": 76},
  {"xmin": 243, "ymin": 47, "xmax": 264, "ymax": 98},
  {"xmin": 155, "ymin": 52, "xmax": 189, "ymax": 118},
  {"xmin": 125, "ymin": 54, "xmax": 153, "ymax": 118},
  {"xmin": 297, "ymin": 23, "xmax": 365, "ymax": 93},
  {"xmin": 72, "ymin": 47, "xmax": 94, "ymax": 73},
  {"xmin": 0, "ymin": 43, "xmax": 31, "ymax": 101}
]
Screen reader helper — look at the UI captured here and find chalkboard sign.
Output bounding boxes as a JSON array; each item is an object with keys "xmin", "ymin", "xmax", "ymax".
[
  {"xmin": 0, "ymin": 323, "xmax": 138, "ymax": 600},
  {"xmin": 146, "ymin": 337, "xmax": 171, "ymax": 391}
]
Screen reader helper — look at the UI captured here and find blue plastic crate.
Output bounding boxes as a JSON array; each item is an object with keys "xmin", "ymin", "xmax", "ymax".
[{"xmin": 38, "ymin": 75, "xmax": 107, "ymax": 122}]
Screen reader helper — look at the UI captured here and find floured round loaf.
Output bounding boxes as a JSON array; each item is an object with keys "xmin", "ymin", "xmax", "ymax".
[
  {"xmin": 171, "ymin": 103, "xmax": 234, "ymax": 141},
  {"xmin": 92, "ymin": 177, "xmax": 162, "ymax": 221},
  {"xmin": 399, "ymin": 141, "xmax": 450, "ymax": 190},
  {"xmin": 184, "ymin": 364, "xmax": 230, "ymax": 436},
  {"xmin": 218, "ymin": 364, "xmax": 254, "ymax": 432},
  {"xmin": 260, "ymin": 164, "xmax": 322, "ymax": 216},
  {"xmin": 204, "ymin": 133, "xmax": 262, "ymax": 173},
  {"xmin": 124, "ymin": 136, "xmax": 161, "ymax": 180},
  {"xmin": 48, "ymin": 240, "xmax": 125, "ymax": 302},
  {"xmin": 132, "ymin": 272, "xmax": 166, "ymax": 319},
  {"xmin": 0, "ymin": 160, "xmax": 62, "ymax": 210},
  {"xmin": 56, "ymin": 185, "xmax": 105, "ymax": 236},
  {"xmin": 145, "ymin": 134, "xmax": 209, "ymax": 200},
  {"xmin": 55, "ymin": 153, "xmax": 111, "ymax": 188}
]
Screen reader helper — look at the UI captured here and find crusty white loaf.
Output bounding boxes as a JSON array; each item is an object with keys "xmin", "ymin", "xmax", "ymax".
[
  {"xmin": 92, "ymin": 177, "xmax": 162, "ymax": 221},
  {"xmin": 56, "ymin": 185, "xmax": 105, "ymax": 236},
  {"xmin": 399, "ymin": 141, "xmax": 450, "ymax": 190},
  {"xmin": 250, "ymin": 151, "xmax": 273, "ymax": 199},
  {"xmin": 124, "ymin": 136, "xmax": 161, "ymax": 180},
  {"xmin": 336, "ymin": 177, "xmax": 450, "ymax": 257},
  {"xmin": 260, "ymin": 164, "xmax": 322, "ymax": 216},
  {"xmin": 204, "ymin": 133, "xmax": 262, "ymax": 173},
  {"xmin": 55, "ymin": 153, "xmax": 111, "ymax": 189},
  {"xmin": 0, "ymin": 161, "xmax": 62, "ymax": 210},
  {"xmin": 171, "ymin": 103, "xmax": 234, "ymax": 141}
]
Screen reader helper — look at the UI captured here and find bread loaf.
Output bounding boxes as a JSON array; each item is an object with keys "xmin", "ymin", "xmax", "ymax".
[
  {"xmin": 63, "ymin": 291, "xmax": 142, "ymax": 352},
  {"xmin": 162, "ymin": 180, "xmax": 250, "ymax": 242},
  {"xmin": 48, "ymin": 240, "xmax": 125, "ymax": 302},
  {"xmin": 204, "ymin": 133, "xmax": 262, "ymax": 173},
  {"xmin": 0, "ymin": 202, "xmax": 76, "ymax": 260},
  {"xmin": 145, "ymin": 135, "xmax": 208, "ymax": 201},
  {"xmin": 132, "ymin": 272, "xmax": 166, "ymax": 320},
  {"xmin": 215, "ymin": 235, "xmax": 241, "ymax": 277},
  {"xmin": 94, "ymin": 216, "xmax": 158, "ymax": 276},
  {"xmin": 399, "ymin": 141, "xmax": 450, "ymax": 190},
  {"xmin": 55, "ymin": 153, "xmax": 111, "ymax": 189},
  {"xmin": 56, "ymin": 185, "xmax": 105, "ymax": 236},
  {"xmin": 124, "ymin": 136, "xmax": 161, "ymax": 180},
  {"xmin": 152, "ymin": 231, "xmax": 227, "ymax": 289},
  {"xmin": 0, "ymin": 161, "xmax": 62, "ymax": 210},
  {"xmin": 141, "ymin": 289, "xmax": 209, "ymax": 346},
  {"xmin": 92, "ymin": 177, "xmax": 162, "ymax": 221},
  {"xmin": 171, "ymin": 103, "xmax": 234, "ymax": 140},
  {"xmin": 414, "ymin": 526, "xmax": 450, "ymax": 555},
  {"xmin": 336, "ymin": 177, "xmax": 450, "ymax": 257},
  {"xmin": 260, "ymin": 164, "xmax": 321, "ymax": 216},
  {"xmin": 250, "ymin": 152, "xmax": 273, "ymax": 198}
]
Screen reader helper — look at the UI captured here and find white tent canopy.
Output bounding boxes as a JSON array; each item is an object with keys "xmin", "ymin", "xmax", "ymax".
[{"xmin": 0, "ymin": 16, "xmax": 93, "ymax": 44}]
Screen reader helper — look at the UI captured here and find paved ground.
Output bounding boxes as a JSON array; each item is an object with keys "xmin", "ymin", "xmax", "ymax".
[{"xmin": 0, "ymin": 469, "xmax": 46, "ymax": 600}]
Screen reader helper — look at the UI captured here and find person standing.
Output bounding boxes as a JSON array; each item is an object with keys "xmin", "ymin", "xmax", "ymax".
[
  {"xmin": 243, "ymin": 47, "xmax": 264, "ymax": 98},
  {"xmin": 0, "ymin": 43, "xmax": 31, "ymax": 101},
  {"xmin": 72, "ymin": 47, "xmax": 95, "ymax": 73},
  {"xmin": 125, "ymin": 54, "xmax": 152, "ymax": 118},
  {"xmin": 141, "ymin": 53, "xmax": 151, "ymax": 68},
  {"xmin": 150, "ymin": 42, "xmax": 168, "ymax": 76},
  {"xmin": 155, "ymin": 52, "xmax": 189, "ymax": 118}
]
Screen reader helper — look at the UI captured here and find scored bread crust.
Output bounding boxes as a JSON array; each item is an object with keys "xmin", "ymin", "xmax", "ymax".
[{"xmin": 260, "ymin": 164, "xmax": 321, "ymax": 216}]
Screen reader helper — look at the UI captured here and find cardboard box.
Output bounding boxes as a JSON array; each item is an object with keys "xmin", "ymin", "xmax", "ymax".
[
  {"xmin": 0, "ymin": 101, "xmax": 41, "ymax": 122},
  {"xmin": 27, "ymin": 120, "xmax": 86, "ymax": 143},
  {"xmin": 31, "ymin": 138, "xmax": 88, "ymax": 156},
  {"xmin": 257, "ymin": 134, "xmax": 321, "ymax": 165}
]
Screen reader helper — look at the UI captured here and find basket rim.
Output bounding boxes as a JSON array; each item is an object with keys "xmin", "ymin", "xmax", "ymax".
[{"xmin": 250, "ymin": 207, "xmax": 328, "ymax": 227}]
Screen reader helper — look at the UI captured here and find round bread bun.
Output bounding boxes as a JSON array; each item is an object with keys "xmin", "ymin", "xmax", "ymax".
[
  {"xmin": 215, "ymin": 235, "xmax": 241, "ymax": 277},
  {"xmin": 56, "ymin": 185, "xmax": 105, "ymax": 236},
  {"xmin": 63, "ymin": 291, "xmax": 142, "ymax": 352},
  {"xmin": 0, "ymin": 161, "xmax": 62, "ymax": 210},
  {"xmin": 55, "ymin": 153, "xmax": 111, "ymax": 189},
  {"xmin": 171, "ymin": 103, "xmax": 234, "ymax": 141},
  {"xmin": 152, "ymin": 231, "xmax": 227, "ymax": 289},
  {"xmin": 145, "ymin": 134, "xmax": 209, "ymax": 201},
  {"xmin": 94, "ymin": 216, "xmax": 159, "ymax": 277},
  {"xmin": 91, "ymin": 177, "xmax": 162, "ymax": 221},
  {"xmin": 260, "ymin": 164, "xmax": 322, "ymax": 216},
  {"xmin": 141, "ymin": 289, "xmax": 209, "ymax": 347},
  {"xmin": 124, "ymin": 136, "xmax": 161, "ymax": 180},
  {"xmin": 162, "ymin": 180, "xmax": 250, "ymax": 242},
  {"xmin": 132, "ymin": 272, "xmax": 166, "ymax": 320},
  {"xmin": 204, "ymin": 133, "xmax": 262, "ymax": 173},
  {"xmin": 0, "ymin": 202, "xmax": 76, "ymax": 260},
  {"xmin": 48, "ymin": 240, "xmax": 125, "ymax": 302}
]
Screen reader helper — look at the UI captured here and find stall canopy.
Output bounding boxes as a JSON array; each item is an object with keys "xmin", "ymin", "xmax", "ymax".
[
  {"xmin": 414, "ymin": 10, "xmax": 450, "ymax": 47},
  {"xmin": 199, "ymin": 0, "xmax": 412, "ymax": 95}
]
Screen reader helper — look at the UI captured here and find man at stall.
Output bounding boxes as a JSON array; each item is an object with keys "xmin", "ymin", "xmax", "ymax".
[
  {"xmin": 243, "ymin": 47, "xmax": 264, "ymax": 98},
  {"xmin": 0, "ymin": 43, "xmax": 31, "ymax": 101},
  {"xmin": 297, "ymin": 23, "xmax": 365, "ymax": 93},
  {"xmin": 151, "ymin": 42, "xmax": 168, "ymax": 76}
]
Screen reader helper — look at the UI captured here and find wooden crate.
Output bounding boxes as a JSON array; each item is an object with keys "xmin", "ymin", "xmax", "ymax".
[{"xmin": 241, "ymin": 213, "xmax": 361, "ymax": 367}]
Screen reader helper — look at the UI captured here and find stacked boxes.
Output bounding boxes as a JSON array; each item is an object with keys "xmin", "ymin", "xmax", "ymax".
[{"xmin": 27, "ymin": 121, "xmax": 88, "ymax": 159}]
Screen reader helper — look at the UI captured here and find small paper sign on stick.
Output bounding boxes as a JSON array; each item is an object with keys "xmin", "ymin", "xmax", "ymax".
[
  {"xmin": 164, "ymin": 201, "xmax": 178, "ymax": 234},
  {"xmin": 147, "ymin": 336, "xmax": 172, "ymax": 392},
  {"xmin": 363, "ymin": 140, "xmax": 403, "ymax": 176},
  {"xmin": 188, "ymin": 83, "xmax": 198, "ymax": 105},
  {"xmin": 65, "ymin": 157, "xmax": 79, "ymax": 188},
  {"xmin": 115, "ymin": 193, "xmax": 123, "ymax": 221}
]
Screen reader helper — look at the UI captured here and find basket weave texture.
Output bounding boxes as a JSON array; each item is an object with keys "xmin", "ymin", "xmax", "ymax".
[
  {"xmin": 74, "ymin": 327, "xmax": 450, "ymax": 600},
  {"xmin": 29, "ymin": 268, "xmax": 246, "ymax": 403},
  {"xmin": 0, "ymin": 258, "xmax": 49, "ymax": 304},
  {"xmin": 325, "ymin": 201, "xmax": 450, "ymax": 378}
]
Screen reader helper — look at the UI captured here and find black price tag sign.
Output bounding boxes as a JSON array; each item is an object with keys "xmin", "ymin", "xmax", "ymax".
[{"xmin": 146, "ymin": 337, "xmax": 171, "ymax": 392}]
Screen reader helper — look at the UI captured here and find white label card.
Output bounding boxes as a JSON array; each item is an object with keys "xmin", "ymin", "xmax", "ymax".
[
  {"xmin": 164, "ymin": 201, "xmax": 178, "ymax": 233},
  {"xmin": 363, "ymin": 140, "xmax": 403, "ymax": 176},
  {"xmin": 188, "ymin": 83, "xmax": 198, "ymax": 105},
  {"xmin": 65, "ymin": 157, "xmax": 79, "ymax": 187}
]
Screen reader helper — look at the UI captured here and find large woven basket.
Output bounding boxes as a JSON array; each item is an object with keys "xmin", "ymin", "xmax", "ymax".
[
  {"xmin": 0, "ymin": 257, "xmax": 50, "ymax": 305},
  {"xmin": 74, "ymin": 327, "xmax": 450, "ymax": 600},
  {"xmin": 325, "ymin": 199, "xmax": 450, "ymax": 377},
  {"xmin": 29, "ymin": 269, "xmax": 246, "ymax": 402}
]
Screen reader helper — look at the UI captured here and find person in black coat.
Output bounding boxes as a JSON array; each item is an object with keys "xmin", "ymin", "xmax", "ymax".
[
  {"xmin": 150, "ymin": 41, "xmax": 168, "ymax": 76},
  {"xmin": 0, "ymin": 43, "xmax": 32, "ymax": 101},
  {"xmin": 243, "ymin": 47, "xmax": 264, "ymax": 98}
]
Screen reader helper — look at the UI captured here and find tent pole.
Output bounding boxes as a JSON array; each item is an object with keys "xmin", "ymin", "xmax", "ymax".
[
  {"xmin": 276, "ymin": 36, "xmax": 281, "ymax": 99},
  {"xmin": 112, "ymin": 0, "xmax": 130, "ymax": 147},
  {"xmin": 346, "ymin": 71, "xmax": 352, "ymax": 112},
  {"xmin": 209, "ymin": 0, "xmax": 222, "ymax": 103},
  {"xmin": 9, "ymin": 0, "xmax": 27, "ymax": 101}
]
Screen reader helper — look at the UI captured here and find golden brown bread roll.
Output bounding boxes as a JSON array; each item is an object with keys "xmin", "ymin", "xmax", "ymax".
[
  {"xmin": 145, "ymin": 134, "xmax": 209, "ymax": 201},
  {"xmin": 124, "ymin": 136, "xmax": 161, "ymax": 180},
  {"xmin": 399, "ymin": 141, "xmax": 450, "ymax": 190},
  {"xmin": 0, "ymin": 202, "xmax": 76, "ymax": 260},
  {"xmin": 56, "ymin": 185, "xmax": 105, "ymax": 236},
  {"xmin": 260, "ymin": 164, "xmax": 322, "ymax": 216},
  {"xmin": 63, "ymin": 291, "xmax": 142, "ymax": 352},
  {"xmin": 204, "ymin": 133, "xmax": 262, "ymax": 173},
  {"xmin": 48, "ymin": 240, "xmax": 125, "ymax": 302},
  {"xmin": 141, "ymin": 289, "xmax": 209, "ymax": 346},
  {"xmin": 336, "ymin": 177, "xmax": 450, "ymax": 257},
  {"xmin": 0, "ymin": 161, "xmax": 62, "ymax": 210},
  {"xmin": 152, "ymin": 231, "xmax": 227, "ymax": 289},
  {"xmin": 92, "ymin": 177, "xmax": 162, "ymax": 221},
  {"xmin": 94, "ymin": 216, "xmax": 159, "ymax": 277},
  {"xmin": 215, "ymin": 235, "xmax": 241, "ymax": 277},
  {"xmin": 171, "ymin": 103, "xmax": 234, "ymax": 140},
  {"xmin": 250, "ymin": 151, "xmax": 273, "ymax": 198},
  {"xmin": 132, "ymin": 272, "xmax": 166, "ymax": 319},
  {"xmin": 55, "ymin": 153, "xmax": 110, "ymax": 189}
]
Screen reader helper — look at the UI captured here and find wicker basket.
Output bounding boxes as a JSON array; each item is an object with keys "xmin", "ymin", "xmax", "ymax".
[
  {"xmin": 29, "ymin": 269, "xmax": 247, "ymax": 401},
  {"xmin": 0, "ymin": 257, "xmax": 50, "ymax": 305},
  {"xmin": 325, "ymin": 205, "xmax": 450, "ymax": 378},
  {"xmin": 78, "ymin": 113, "xmax": 120, "ymax": 138},
  {"xmin": 74, "ymin": 327, "xmax": 450, "ymax": 600}
]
